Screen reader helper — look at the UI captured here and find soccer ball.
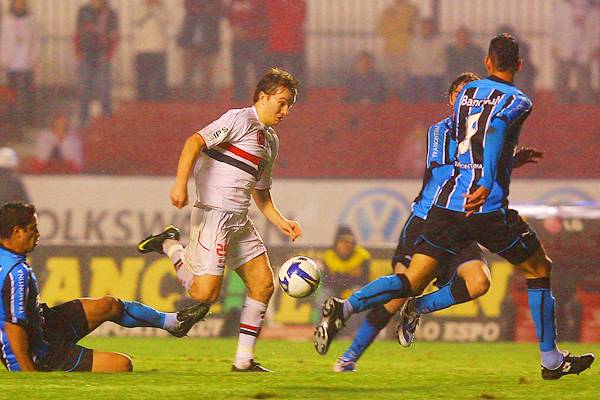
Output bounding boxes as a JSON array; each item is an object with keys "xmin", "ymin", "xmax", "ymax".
[{"xmin": 278, "ymin": 256, "xmax": 321, "ymax": 298}]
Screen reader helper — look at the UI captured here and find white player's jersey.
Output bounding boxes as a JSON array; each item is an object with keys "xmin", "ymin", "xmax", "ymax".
[{"xmin": 195, "ymin": 106, "xmax": 279, "ymax": 213}]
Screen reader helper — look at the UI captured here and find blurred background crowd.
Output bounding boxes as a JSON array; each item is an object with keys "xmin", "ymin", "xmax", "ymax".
[{"xmin": 0, "ymin": 0, "xmax": 599, "ymax": 177}]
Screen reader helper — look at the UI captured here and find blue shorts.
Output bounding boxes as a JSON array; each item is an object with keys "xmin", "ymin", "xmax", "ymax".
[
  {"xmin": 36, "ymin": 300, "xmax": 94, "ymax": 372},
  {"xmin": 392, "ymin": 213, "xmax": 488, "ymax": 287}
]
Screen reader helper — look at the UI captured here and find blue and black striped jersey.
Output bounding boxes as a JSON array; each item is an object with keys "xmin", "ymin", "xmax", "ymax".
[
  {"xmin": 411, "ymin": 116, "xmax": 456, "ymax": 219},
  {"xmin": 0, "ymin": 246, "xmax": 49, "ymax": 371},
  {"xmin": 435, "ymin": 76, "xmax": 533, "ymax": 213}
]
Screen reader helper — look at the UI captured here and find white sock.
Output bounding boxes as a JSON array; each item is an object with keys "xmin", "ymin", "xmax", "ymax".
[
  {"xmin": 162, "ymin": 239, "xmax": 194, "ymax": 291},
  {"xmin": 541, "ymin": 348, "xmax": 564, "ymax": 370},
  {"xmin": 234, "ymin": 296, "xmax": 267, "ymax": 369},
  {"xmin": 342, "ymin": 300, "xmax": 354, "ymax": 320},
  {"xmin": 163, "ymin": 313, "xmax": 179, "ymax": 330},
  {"xmin": 163, "ymin": 239, "xmax": 183, "ymax": 260}
]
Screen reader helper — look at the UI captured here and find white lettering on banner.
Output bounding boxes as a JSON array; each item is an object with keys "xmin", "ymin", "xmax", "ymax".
[
  {"xmin": 416, "ymin": 321, "xmax": 501, "ymax": 342},
  {"xmin": 23, "ymin": 177, "xmax": 600, "ymax": 246}
]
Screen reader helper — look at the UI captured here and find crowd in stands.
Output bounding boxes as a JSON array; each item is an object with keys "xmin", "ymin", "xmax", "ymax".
[{"xmin": 0, "ymin": 0, "xmax": 599, "ymax": 176}]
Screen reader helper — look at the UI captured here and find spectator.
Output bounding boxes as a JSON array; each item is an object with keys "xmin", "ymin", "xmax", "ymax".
[
  {"xmin": 32, "ymin": 111, "xmax": 83, "ymax": 174},
  {"xmin": 132, "ymin": 0, "xmax": 168, "ymax": 101},
  {"xmin": 0, "ymin": 0, "xmax": 41, "ymax": 127},
  {"xmin": 407, "ymin": 18, "xmax": 446, "ymax": 102},
  {"xmin": 344, "ymin": 51, "xmax": 387, "ymax": 104},
  {"xmin": 176, "ymin": 0, "xmax": 224, "ymax": 101},
  {"xmin": 497, "ymin": 25, "xmax": 537, "ymax": 97},
  {"xmin": 551, "ymin": 0, "xmax": 599, "ymax": 103},
  {"xmin": 445, "ymin": 26, "xmax": 485, "ymax": 83},
  {"xmin": 320, "ymin": 226, "xmax": 371, "ymax": 301},
  {"xmin": 0, "ymin": 147, "xmax": 29, "ymax": 205},
  {"xmin": 74, "ymin": 0, "xmax": 119, "ymax": 125},
  {"xmin": 266, "ymin": 0, "xmax": 307, "ymax": 96},
  {"xmin": 376, "ymin": 0, "xmax": 418, "ymax": 100},
  {"xmin": 226, "ymin": 0, "xmax": 268, "ymax": 102}
]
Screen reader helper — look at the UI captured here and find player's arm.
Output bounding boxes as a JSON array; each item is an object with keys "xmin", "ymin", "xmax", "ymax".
[
  {"xmin": 252, "ymin": 188, "xmax": 302, "ymax": 241},
  {"xmin": 4, "ymin": 322, "xmax": 36, "ymax": 371},
  {"xmin": 426, "ymin": 119, "xmax": 452, "ymax": 169},
  {"xmin": 170, "ymin": 134, "xmax": 206, "ymax": 209},
  {"xmin": 2, "ymin": 264, "xmax": 36, "ymax": 371}
]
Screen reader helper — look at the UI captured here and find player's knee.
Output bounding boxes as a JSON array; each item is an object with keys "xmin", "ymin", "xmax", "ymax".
[
  {"xmin": 247, "ymin": 279, "xmax": 274, "ymax": 302},
  {"xmin": 100, "ymin": 296, "xmax": 123, "ymax": 320},
  {"xmin": 466, "ymin": 274, "xmax": 491, "ymax": 298},
  {"xmin": 114, "ymin": 353, "xmax": 133, "ymax": 372},
  {"xmin": 188, "ymin": 282, "xmax": 220, "ymax": 304}
]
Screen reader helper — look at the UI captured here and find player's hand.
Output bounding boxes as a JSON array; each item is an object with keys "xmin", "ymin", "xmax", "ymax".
[
  {"xmin": 279, "ymin": 219, "xmax": 302, "ymax": 242},
  {"xmin": 513, "ymin": 146, "xmax": 544, "ymax": 168},
  {"xmin": 170, "ymin": 183, "xmax": 188, "ymax": 209},
  {"xmin": 464, "ymin": 186, "xmax": 490, "ymax": 217}
]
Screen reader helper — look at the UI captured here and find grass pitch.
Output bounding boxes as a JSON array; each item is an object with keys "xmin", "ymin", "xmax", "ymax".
[{"xmin": 1, "ymin": 338, "xmax": 598, "ymax": 400}]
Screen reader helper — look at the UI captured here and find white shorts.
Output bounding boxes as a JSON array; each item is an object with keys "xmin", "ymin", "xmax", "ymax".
[{"xmin": 183, "ymin": 205, "xmax": 267, "ymax": 276}]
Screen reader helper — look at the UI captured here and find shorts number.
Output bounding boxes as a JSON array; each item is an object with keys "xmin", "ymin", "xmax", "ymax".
[{"xmin": 216, "ymin": 243, "xmax": 228, "ymax": 257}]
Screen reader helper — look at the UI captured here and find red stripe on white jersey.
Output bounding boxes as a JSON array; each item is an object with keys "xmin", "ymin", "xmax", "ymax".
[{"xmin": 217, "ymin": 143, "xmax": 262, "ymax": 166}]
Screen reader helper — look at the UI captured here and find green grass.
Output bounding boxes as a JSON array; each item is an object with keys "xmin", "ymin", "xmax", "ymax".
[{"xmin": 1, "ymin": 338, "xmax": 598, "ymax": 400}]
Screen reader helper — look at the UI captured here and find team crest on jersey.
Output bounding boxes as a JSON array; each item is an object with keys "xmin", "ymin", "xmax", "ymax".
[{"xmin": 257, "ymin": 130, "xmax": 266, "ymax": 146}]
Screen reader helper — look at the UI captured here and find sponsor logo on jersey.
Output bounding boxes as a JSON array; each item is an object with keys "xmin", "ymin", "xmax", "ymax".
[
  {"xmin": 460, "ymin": 96, "xmax": 501, "ymax": 108},
  {"xmin": 16, "ymin": 268, "xmax": 26, "ymax": 315},
  {"xmin": 454, "ymin": 160, "xmax": 483, "ymax": 169}
]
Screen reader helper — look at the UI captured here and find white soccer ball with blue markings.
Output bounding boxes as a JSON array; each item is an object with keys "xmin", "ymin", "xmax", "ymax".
[{"xmin": 278, "ymin": 256, "xmax": 321, "ymax": 298}]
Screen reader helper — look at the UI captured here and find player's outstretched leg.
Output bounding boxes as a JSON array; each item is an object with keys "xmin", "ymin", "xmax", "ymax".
[
  {"xmin": 137, "ymin": 225, "xmax": 180, "ymax": 254},
  {"xmin": 112, "ymin": 299, "xmax": 210, "ymax": 337},
  {"xmin": 334, "ymin": 304, "xmax": 395, "ymax": 372}
]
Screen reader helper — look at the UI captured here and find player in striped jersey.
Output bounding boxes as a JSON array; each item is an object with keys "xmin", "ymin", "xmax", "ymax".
[
  {"xmin": 331, "ymin": 73, "xmax": 542, "ymax": 372},
  {"xmin": 138, "ymin": 68, "xmax": 301, "ymax": 372},
  {"xmin": 317, "ymin": 34, "xmax": 595, "ymax": 380},
  {"xmin": 0, "ymin": 202, "xmax": 210, "ymax": 372}
]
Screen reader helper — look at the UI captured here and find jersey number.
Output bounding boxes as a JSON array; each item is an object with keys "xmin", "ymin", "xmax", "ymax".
[{"xmin": 458, "ymin": 111, "xmax": 482, "ymax": 155}]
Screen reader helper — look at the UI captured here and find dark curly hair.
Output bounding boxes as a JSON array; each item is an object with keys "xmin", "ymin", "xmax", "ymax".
[
  {"xmin": 0, "ymin": 202, "xmax": 36, "ymax": 239},
  {"xmin": 488, "ymin": 33, "xmax": 521, "ymax": 72}
]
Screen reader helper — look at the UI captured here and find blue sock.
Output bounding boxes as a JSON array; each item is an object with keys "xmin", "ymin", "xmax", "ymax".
[
  {"xmin": 342, "ymin": 306, "xmax": 392, "ymax": 362},
  {"xmin": 527, "ymin": 278, "xmax": 558, "ymax": 353},
  {"xmin": 347, "ymin": 274, "xmax": 410, "ymax": 314},
  {"xmin": 412, "ymin": 280, "xmax": 472, "ymax": 314},
  {"xmin": 413, "ymin": 284, "xmax": 456, "ymax": 314},
  {"xmin": 115, "ymin": 300, "xmax": 167, "ymax": 329}
]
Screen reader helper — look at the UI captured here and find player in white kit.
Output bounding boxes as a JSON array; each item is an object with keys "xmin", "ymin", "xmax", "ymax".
[{"xmin": 138, "ymin": 68, "xmax": 301, "ymax": 372}]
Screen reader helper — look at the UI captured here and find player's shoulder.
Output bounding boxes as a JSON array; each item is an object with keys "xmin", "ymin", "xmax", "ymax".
[
  {"xmin": 437, "ymin": 116, "xmax": 454, "ymax": 131},
  {"xmin": 429, "ymin": 115, "xmax": 453, "ymax": 135}
]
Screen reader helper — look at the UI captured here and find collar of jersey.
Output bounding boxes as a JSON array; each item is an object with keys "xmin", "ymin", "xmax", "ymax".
[{"xmin": 0, "ymin": 243, "xmax": 26, "ymax": 259}]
